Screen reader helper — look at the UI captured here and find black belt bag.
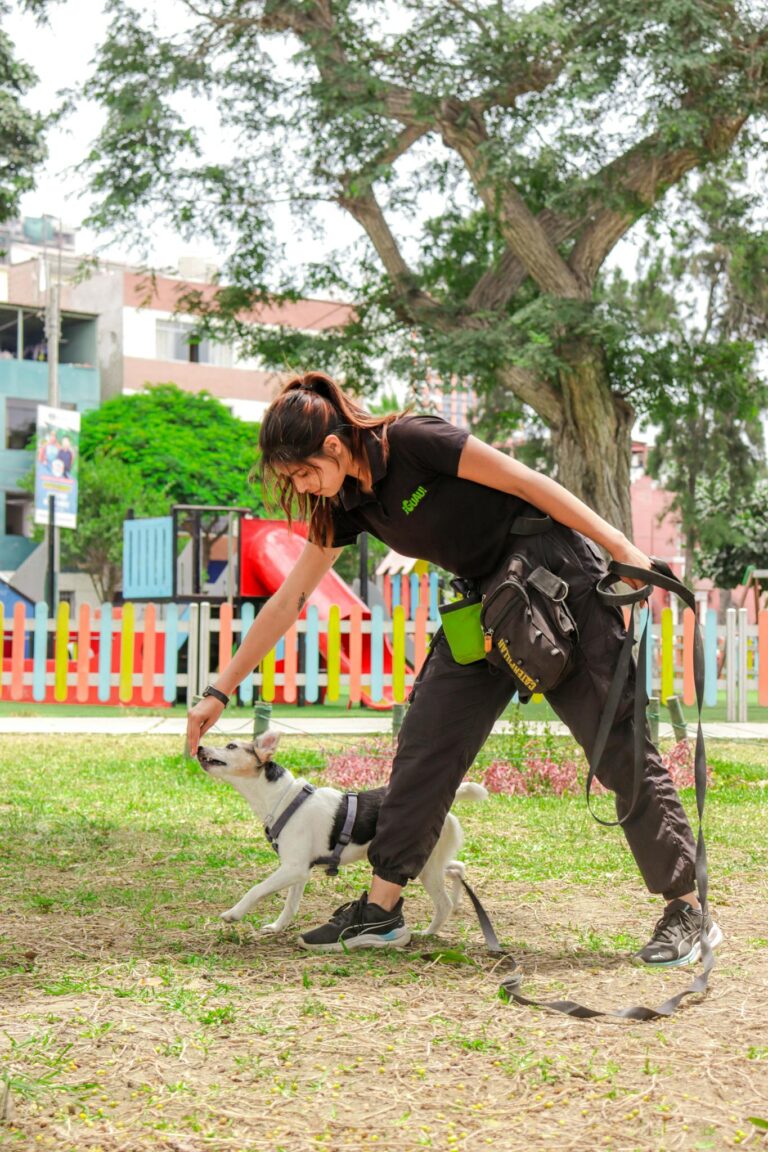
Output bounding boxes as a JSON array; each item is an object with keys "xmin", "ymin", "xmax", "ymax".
[{"xmin": 480, "ymin": 554, "xmax": 578, "ymax": 698}]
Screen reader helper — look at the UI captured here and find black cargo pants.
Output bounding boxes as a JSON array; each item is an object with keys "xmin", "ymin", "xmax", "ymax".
[{"xmin": 368, "ymin": 523, "xmax": 697, "ymax": 901}]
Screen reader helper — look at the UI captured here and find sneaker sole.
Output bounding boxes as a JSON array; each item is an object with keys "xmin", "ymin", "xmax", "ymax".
[
  {"xmin": 298, "ymin": 928, "xmax": 412, "ymax": 954},
  {"xmin": 635, "ymin": 922, "xmax": 724, "ymax": 969}
]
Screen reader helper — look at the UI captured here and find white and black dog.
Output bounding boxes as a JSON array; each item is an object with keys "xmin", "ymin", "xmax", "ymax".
[{"xmin": 197, "ymin": 731, "xmax": 487, "ymax": 935}]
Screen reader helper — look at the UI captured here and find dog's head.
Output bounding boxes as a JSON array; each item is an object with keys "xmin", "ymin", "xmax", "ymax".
[{"xmin": 197, "ymin": 731, "xmax": 282, "ymax": 780}]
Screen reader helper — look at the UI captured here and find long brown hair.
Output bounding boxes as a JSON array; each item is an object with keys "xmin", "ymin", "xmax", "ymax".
[{"xmin": 258, "ymin": 372, "xmax": 398, "ymax": 546}]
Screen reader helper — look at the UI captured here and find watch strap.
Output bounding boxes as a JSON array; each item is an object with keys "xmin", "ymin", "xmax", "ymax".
[{"xmin": 202, "ymin": 685, "xmax": 230, "ymax": 706}]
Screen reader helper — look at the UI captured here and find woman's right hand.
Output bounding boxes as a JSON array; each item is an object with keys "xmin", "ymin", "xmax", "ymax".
[{"xmin": 186, "ymin": 696, "xmax": 225, "ymax": 757}]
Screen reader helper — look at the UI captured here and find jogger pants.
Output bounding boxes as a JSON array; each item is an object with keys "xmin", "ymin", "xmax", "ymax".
[{"xmin": 368, "ymin": 523, "xmax": 697, "ymax": 901}]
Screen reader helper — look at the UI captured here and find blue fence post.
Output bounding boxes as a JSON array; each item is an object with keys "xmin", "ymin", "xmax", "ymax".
[
  {"xmin": 370, "ymin": 604, "xmax": 384, "ymax": 702},
  {"xmin": 238, "ymin": 602, "xmax": 255, "ymax": 705},
  {"xmin": 33, "ymin": 602, "xmax": 47, "ymax": 701},
  {"xmin": 304, "ymin": 605, "xmax": 320, "ymax": 703}
]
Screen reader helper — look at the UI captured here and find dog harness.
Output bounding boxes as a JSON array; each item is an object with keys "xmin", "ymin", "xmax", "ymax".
[{"xmin": 264, "ymin": 783, "xmax": 359, "ymax": 877}]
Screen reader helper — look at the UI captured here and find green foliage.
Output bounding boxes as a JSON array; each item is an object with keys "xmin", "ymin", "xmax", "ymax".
[
  {"xmin": 74, "ymin": 1, "xmax": 767, "ymax": 391},
  {"xmin": 0, "ymin": 7, "xmax": 47, "ymax": 223},
  {"xmin": 78, "ymin": 383, "xmax": 264, "ymax": 511},
  {"xmin": 696, "ymin": 478, "xmax": 768, "ymax": 591},
  {"xmin": 605, "ymin": 164, "xmax": 768, "ymax": 573},
  {"xmin": 60, "ymin": 454, "xmax": 167, "ymax": 602}
]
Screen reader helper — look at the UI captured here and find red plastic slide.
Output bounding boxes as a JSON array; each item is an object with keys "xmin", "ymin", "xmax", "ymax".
[{"xmin": 240, "ymin": 518, "xmax": 399, "ymax": 708}]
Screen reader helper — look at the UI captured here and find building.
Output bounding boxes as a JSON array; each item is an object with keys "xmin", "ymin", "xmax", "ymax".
[{"xmin": 0, "ymin": 220, "xmax": 352, "ymax": 570}]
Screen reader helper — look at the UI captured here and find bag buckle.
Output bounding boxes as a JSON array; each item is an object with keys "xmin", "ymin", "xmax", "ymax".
[{"xmin": 528, "ymin": 566, "xmax": 569, "ymax": 603}]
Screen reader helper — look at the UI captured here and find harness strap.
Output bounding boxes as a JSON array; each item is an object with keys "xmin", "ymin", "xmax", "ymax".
[
  {"xmin": 264, "ymin": 783, "xmax": 316, "ymax": 853},
  {"xmin": 458, "ymin": 557, "xmax": 714, "ymax": 1020},
  {"xmin": 312, "ymin": 792, "xmax": 359, "ymax": 876}
]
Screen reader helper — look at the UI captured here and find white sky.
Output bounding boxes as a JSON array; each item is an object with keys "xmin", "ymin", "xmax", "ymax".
[{"xmin": 6, "ymin": 0, "xmax": 351, "ymax": 269}]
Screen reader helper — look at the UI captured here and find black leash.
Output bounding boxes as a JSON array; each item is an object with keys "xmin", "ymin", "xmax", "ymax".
[{"xmin": 458, "ymin": 557, "xmax": 715, "ymax": 1020}]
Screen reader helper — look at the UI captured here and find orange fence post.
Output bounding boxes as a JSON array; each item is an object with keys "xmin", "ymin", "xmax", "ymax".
[
  {"xmin": 682, "ymin": 609, "xmax": 695, "ymax": 707},
  {"xmin": 759, "ymin": 610, "xmax": 768, "ymax": 707},
  {"xmin": 348, "ymin": 604, "xmax": 362, "ymax": 704},
  {"xmin": 283, "ymin": 623, "xmax": 298, "ymax": 704},
  {"xmin": 218, "ymin": 602, "xmax": 233, "ymax": 673},
  {"xmin": 76, "ymin": 603, "xmax": 91, "ymax": 703},
  {"xmin": 414, "ymin": 605, "xmax": 428, "ymax": 676},
  {"xmin": 141, "ymin": 604, "xmax": 157, "ymax": 704},
  {"xmin": 11, "ymin": 602, "xmax": 25, "ymax": 700}
]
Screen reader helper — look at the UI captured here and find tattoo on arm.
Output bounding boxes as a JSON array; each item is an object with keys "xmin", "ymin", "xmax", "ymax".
[{"xmin": 297, "ymin": 592, "xmax": 307, "ymax": 613}]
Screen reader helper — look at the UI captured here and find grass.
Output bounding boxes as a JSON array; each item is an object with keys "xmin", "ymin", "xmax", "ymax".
[{"xmin": 0, "ymin": 734, "xmax": 766, "ymax": 1151}]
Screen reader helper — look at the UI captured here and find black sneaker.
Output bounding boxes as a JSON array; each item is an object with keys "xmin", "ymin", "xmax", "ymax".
[
  {"xmin": 635, "ymin": 898, "xmax": 723, "ymax": 967},
  {"xmin": 298, "ymin": 892, "xmax": 411, "ymax": 953}
]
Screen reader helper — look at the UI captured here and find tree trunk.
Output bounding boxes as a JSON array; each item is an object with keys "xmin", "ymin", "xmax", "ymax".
[{"xmin": 527, "ymin": 342, "xmax": 634, "ymax": 539}]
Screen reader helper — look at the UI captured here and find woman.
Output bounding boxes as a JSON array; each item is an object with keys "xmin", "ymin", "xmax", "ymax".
[{"xmin": 187, "ymin": 372, "xmax": 721, "ymax": 965}]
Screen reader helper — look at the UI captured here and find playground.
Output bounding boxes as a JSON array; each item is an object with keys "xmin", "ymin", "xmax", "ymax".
[{"xmin": 1, "ymin": 731, "xmax": 766, "ymax": 1152}]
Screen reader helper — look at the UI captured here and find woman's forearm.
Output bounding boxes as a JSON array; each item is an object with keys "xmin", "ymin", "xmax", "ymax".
[
  {"xmin": 510, "ymin": 467, "xmax": 626, "ymax": 552},
  {"xmin": 213, "ymin": 592, "xmax": 297, "ymax": 697}
]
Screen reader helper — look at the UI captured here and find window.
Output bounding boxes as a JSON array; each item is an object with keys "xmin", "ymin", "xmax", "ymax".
[
  {"xmin": 6, "ymin": 398, "xmax": 38, "ymax": 449},
  {"xmin": 5, "ymin": 493, "xmax": 30, "ymax": 535},
  {"xmin": 156, "ymin": 320, "xmax": 233, "ymax": 368}
]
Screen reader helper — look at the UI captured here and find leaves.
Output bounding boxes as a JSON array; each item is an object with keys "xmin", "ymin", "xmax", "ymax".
[
  {"xmin": 77, "ymin": 383, "xmax": 264, "ymax": 511},
  {"xmin": 0, "ymin": 12, "xmax": 47, "ymax": 222},
  {"xmin": 66, "ymin": 384, "xmax": 265, "ymax": 597}
]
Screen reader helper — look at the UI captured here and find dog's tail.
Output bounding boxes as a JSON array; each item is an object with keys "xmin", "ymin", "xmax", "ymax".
[{"xmin": 453, "ymin": 782, "xmax": 488, "ymax": 805}]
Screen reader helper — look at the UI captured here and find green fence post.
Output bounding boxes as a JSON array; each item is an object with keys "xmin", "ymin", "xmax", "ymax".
[
  {"xmin": 254, "ymin": 701, "xmax": 272, "ymax": 738},
  {"xmin": 392, "ymin": 703, "xmax": 407, "ymax": 740},
  {"xmin": 647, "ymin": 696, "xmax": 660, "ymax": 746},
  {"xmin": 665, "ymin": 695, "xmax": 688, "ymax": 743}
]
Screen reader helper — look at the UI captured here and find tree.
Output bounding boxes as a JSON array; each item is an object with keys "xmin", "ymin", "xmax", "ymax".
[
  {"xmin": 79, "ymin": 383, "xmax": 264, "ymax": 510},
  {"xmin": 60, "ymin": 454, "xmax": 168, "ymax": 601},
  {"xmin": 77, "ymin": 383, "xmax": 265, "ymax": 580},
  {"xmin": 696, "ymin": 476, "xmax": 768, "ymax": 594},
  {"xmin": 604, "ymin": 166, "xmax": 768, "ymax": 577},
  {"xmin": 0, "ymin": 6, "xmax": 46, "ymax": 224},
  {"xmin": 77, "ymin": 0, "xmax": 768, "ymax": 535}
]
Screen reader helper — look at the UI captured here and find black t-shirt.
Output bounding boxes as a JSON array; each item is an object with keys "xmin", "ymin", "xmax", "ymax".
[{"xmin": 331, "ymin": 415, "xmax": 525, "ymax": 579}]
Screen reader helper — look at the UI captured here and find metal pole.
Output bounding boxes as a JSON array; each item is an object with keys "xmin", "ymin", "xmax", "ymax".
[
  {"xmin": 45, "ymin": 265, "xmax": 61, "ymax": 614},
  {"xmin": 47, "ymin": 494, "xmax": 56, "ymax": 610}
]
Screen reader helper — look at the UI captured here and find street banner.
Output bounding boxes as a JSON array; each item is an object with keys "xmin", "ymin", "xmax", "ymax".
[{"xmin": 34, "ymin": 404, "xmax": 81, "ymax": 529}]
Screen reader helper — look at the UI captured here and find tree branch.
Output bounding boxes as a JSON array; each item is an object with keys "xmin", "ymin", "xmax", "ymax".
[
  {"xmin": 338, "ymin": 186, "xmax": 446, "ymax": 326},
  {"xmin": 569, "ymin": 114, "xmax": 749, "ymax": 283},
  {"xmin": 438, "ymin": 99, "xmax": 587, "ymax": 300},
  {"xmin": 497, "ymin": 363, "xmax": 563, "ymax": 429}
]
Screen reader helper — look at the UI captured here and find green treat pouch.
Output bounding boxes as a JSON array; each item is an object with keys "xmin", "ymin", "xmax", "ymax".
[{"xmin": 438, "ymin": 596, "xmax": 486, "ymax": 664}]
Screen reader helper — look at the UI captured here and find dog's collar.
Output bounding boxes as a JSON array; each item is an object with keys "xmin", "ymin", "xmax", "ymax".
[{"xmin": 264, "ymin": 783, "xmax": 316, "ymax": 852}]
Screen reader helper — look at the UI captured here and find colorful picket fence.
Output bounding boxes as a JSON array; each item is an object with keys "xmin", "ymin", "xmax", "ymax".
[{"xmin": 1, "ymin": 600, "xmax": 766, "ymax": 716}]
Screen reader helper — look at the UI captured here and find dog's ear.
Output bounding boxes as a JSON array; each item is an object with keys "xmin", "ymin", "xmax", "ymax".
[{"xmin": 254, "ymin": 730, "xmax": 281, "ymax": 761}]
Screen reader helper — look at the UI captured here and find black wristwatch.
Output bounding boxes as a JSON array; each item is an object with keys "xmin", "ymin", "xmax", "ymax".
[{"xmin": 202, "ymin": 685, "xmax": 230, "ymax": 706}]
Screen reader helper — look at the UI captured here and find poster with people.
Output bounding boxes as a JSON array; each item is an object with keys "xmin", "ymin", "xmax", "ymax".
[{"xmin": 34, "ymin": 405, "xmax": 81, "ymax": 529}]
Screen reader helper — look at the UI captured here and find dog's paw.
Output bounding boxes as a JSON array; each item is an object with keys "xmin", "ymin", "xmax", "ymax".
[
  {"xmin": 220, "ymin": 909, "xmax": 242, "ymax": 923},
  {"xmin": 259, "ymin": 922, "xmax": 283, "ymax": 934}
]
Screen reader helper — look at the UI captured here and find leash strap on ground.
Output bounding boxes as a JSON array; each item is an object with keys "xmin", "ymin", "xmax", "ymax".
[{"xmin": 461, "ymin": 557, "xmax": 714, "ymax": 1020}]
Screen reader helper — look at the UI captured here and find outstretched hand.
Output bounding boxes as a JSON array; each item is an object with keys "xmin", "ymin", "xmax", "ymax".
[{"xmin": 186, "ymin": 696, "xmax": 225, "ymax": 758}]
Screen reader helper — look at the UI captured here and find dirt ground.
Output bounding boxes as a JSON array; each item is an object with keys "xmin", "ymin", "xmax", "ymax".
[{"xmin": 2, "ymin": 872, "xmax": 767, "ymax": 1152}]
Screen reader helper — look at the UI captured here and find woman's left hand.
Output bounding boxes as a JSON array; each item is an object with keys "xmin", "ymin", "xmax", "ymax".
[{"xmin": 608, "ymin": 538, "xmax": 654, "ymax": 591}]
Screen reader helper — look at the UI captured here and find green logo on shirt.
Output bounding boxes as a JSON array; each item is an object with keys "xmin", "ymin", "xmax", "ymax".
[{"xmin": 402, "ymin": 485, "xmax": 428, "ymax": 515}]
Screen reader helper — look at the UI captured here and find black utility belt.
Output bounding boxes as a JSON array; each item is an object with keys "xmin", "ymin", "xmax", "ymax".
[{"xmin": 438, "ymin": 514, "xmax": 577, "ymax": 698}]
